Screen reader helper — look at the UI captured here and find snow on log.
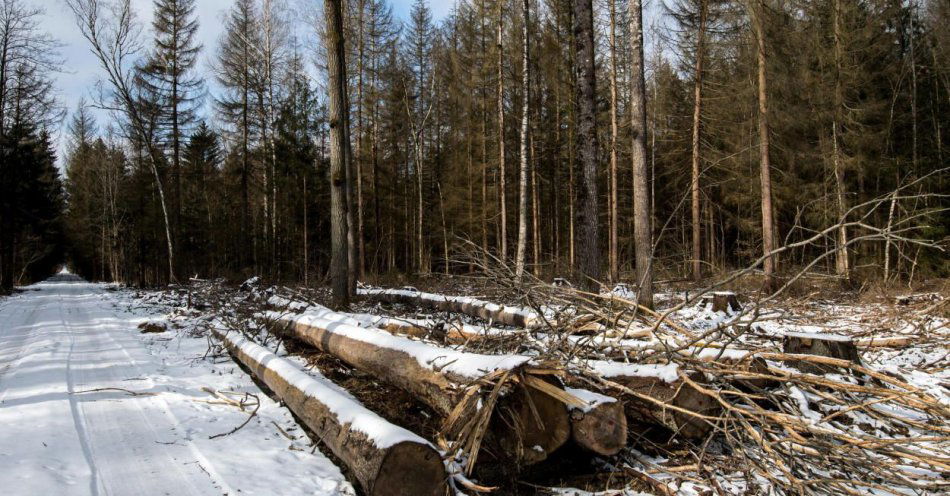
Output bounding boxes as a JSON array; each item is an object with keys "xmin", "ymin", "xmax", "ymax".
[
  {"xmin": 211, "ymin": 328, "xmax": 448, "ymax": 496},
  {"xmin": 782, "ymin": 332, "xmax": 861, "ymax": 374},
  {"xmin": 359, "ymin": 287, "xmax": 542, "ymax": 328},
  {"xmin": 590, "ymin": 361, "xmax": 720, "ymax": 439},
  {"xmin": 266, "ymin": 310, "xmax": 573, "ymax": 465}
]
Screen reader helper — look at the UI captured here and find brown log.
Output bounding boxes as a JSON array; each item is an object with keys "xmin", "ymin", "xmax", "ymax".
[
  {"xmin": 782, "ymin": 332, "xmax": 860, "ymax": 374},
  {"xmin": 272, "ymin": 316, "xmax": 570, "ymax": 466},
  {"xmin": 213, "ymin": 329, "xmax": 447, "ymax": 496},
  {"xmin": 613, "ymin": 372, "xmax": 719, "ymax": 439}
]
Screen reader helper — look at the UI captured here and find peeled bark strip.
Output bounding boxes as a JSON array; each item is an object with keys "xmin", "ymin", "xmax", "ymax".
[
  {"xmin": 360, "ymin": 288, "xmax": 540, "ymax": 328},
  {"xmin": 268, "ymin": 312, "xmax": 570, "ymax": 465},
  {"xmin": 212, "ymin": 329, "xmax": 447, "ymax": 496},
  {"xmin": 783, "ymin": 332, "xmax": 860, "ymax": 374}
]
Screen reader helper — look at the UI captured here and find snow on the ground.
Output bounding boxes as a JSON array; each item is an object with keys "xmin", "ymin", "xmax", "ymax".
[{"xmin": 0, "ymin": 279, "xmax": 354, "ymax": 496}]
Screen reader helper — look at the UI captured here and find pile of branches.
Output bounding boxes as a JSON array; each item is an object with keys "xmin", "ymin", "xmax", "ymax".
[{"xmin": 450, "ymin": 257, "xmax": 950, "ymax": 495}]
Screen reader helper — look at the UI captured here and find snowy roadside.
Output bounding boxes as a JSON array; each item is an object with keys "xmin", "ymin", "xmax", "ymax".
[
  {"xmin": 0, "ymin": 278, "xmax": 354, "ymax": 496},
  {"xmin": 111, "ymin": 287, "xmax": 357, "ymax": 496}
]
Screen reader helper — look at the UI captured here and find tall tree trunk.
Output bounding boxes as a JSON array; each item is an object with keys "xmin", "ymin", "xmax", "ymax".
[
  {"xmin": 496, "ymin": 0, "xmax": 507, "ymax": 261},
  {"xmin": 630, "ymin": 0, "xmax": 654, "ymax": 308},
  {"xmin": 608, "ymin": 0, "xmax": 620, "ymax": 283},
  {"xmin": 753, "ymin": 0, "xmax": 777, "ymax": 293},
  {"xmin": 573, "ymin": 0, "xmax": 601, "ymax": 290},
  {"xmin": 690, "ymin": 0, "xmax": 708, "ymax": 282},
  {"xmin": 356, "ymin": 0, "xmax": 366, "ymax": 277},
  {"xmin": 515, "ymin": 0, "xmax": 530, "ymax": 279},
  {"xmin": 326, "ymin": 0, "xmax": 351, "ymax": 309},
  {"xmin": 832, "ymin": 0, "xmax": 849, "ymax": 281}
]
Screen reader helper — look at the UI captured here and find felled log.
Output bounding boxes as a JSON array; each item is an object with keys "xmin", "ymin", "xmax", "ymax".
[
  {"xmin": 855, "ymin": 335, "xmax": 914, "ymax": 348},
  {"xmin": 268, "ymin": 312, "xmax": 571, "ymax": 465},
  {"xmin": 593, "ymin": 362, "xmax": 719, "ymax": 439},
  {"xmin": 212, "ymin": 329, "xmax": 448, "ymax": 496},
  {"xmin": 360, "ymin": 288, "xmax": 540, "ymax": 328},
  {"xmin": 701, "ymin": 292, "xmax": 742, "ymax": 313},
  {"xmin": 782, "ymin": 332, "xmax": 861, "ymax": 374}
]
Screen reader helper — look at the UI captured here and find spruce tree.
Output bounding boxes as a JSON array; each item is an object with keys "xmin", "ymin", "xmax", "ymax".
[{"xmin": 138, "ymin": 0, "xmax": 203, "ymax": 251}]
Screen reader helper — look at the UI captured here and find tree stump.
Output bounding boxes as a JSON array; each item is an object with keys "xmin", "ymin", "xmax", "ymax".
[
  {"xmin": 701, "ymin": 292, "xmax": 742, "ymax": 313},
  {"xmin": 782, "ymin": 332, "xmax": 860, "ymax": 374}
]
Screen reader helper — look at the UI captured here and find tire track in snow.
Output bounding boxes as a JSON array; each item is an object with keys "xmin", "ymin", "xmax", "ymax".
[{"xmin": 60, "ymin": 292, "xmax": 104, "ymax": 496}]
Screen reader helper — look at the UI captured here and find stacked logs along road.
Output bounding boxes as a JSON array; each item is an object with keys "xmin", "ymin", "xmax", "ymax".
[{"xmin": 212, "ymin": 287, "xmax": 864, "ymax": 494}]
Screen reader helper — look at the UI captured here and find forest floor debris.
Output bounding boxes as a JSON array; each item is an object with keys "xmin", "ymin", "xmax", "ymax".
[{"xmin": 120, "ymin": 277, "xmax": 948, "ymax": 495}]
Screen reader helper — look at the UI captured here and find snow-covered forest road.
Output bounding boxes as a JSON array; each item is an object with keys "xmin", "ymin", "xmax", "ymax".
[{"xmin": 0, "ymin": 278, "xmax": 353, "ymax": 496}]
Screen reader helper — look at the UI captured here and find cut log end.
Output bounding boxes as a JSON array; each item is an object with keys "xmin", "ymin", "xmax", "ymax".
[
  {"xmin": 373, "ymin": 441, "xmax": 448, "ymax": 496},
  {"xmin": 570, "ymin": 400, "xmax": 628, "ymax": 456},
  {"xmin": 493, "ymin": 384, "xmax": 572, "ymax": 466}
]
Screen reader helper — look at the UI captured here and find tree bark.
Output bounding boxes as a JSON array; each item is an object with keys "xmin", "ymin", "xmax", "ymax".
[
  {"xmin": 573, "ymin": 0, "xmax": 601, "ymax": 291},
  {"xmin": 752, "ymin": 0, "xmax": 777, "ymax": 293},
  {"xmin": 272, "ymin": 312, "xmax": 571, "ymax": 466},
  {"xmin": 690, "ymin": 0, "xmax": 708, "ymax": 282},
  {"xmin": 608, "ymin": 0, "xmax": 620, "ymax": 283},
  {"xmin": 832, "ymin": 0, "xmax": 849, "ymax": 281},
  {"xmin": 630, "ymin": 0, "xmax": 653, "ymax": 307},
  {"xmin": 326, "ymin": 0, "xmax": 350, "ymax": 309},
  {"xmin": 515, "ymin": 0, "xmax": 530, "ymax": 279},
  {"xmin": 496, "ymin": 1, "xmax": 507, "ymax": 261}
]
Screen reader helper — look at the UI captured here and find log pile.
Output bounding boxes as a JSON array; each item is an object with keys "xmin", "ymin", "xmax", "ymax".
[
  {"xmin": 198, "ymin": 280, "xmax": 950, "ymax": 495},
  {"xmin": 265, "ymin": 309, "xmax": 628, "ymax": 465}
]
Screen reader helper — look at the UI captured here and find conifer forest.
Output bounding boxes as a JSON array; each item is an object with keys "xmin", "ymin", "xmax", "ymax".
[{"xmin": 0, "ymin": 0, "xmax": 947, "ymax": 494}]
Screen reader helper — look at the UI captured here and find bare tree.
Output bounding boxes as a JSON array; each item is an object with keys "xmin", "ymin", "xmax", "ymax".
[
  {"xmin": 0, "ymin": 0, "xmax": 62, "ymax": 134},
  {"xmin": 630, "ymin": 0, "xmax": 654, "ymax": 307},
  {"xmin": 496, "ymin": 0, "xmax": 507, "ymax": 261},
  {"xmin": 325, "ymin": 0, "xmax": 351, "ymax": 308},
  {"xmin": 690, "ymin": 0, "xmax": 708, "ymax": 281},
  {"xmin": 751, "ymin": 0, "xmax": 777, "ymax": 293},
  {"xmin": 67, "ymin": 0, "xmax": 177, "ymax": 284},
  {"xmin": 573, "ymin": 0, "xmax": 601, "ymax": 290},
  {"xmin": 515, "ymin": 0, "xmax": 529, "ymax": 279},
  {"xmin": 608, "ymin": 0, "xmax": 620, "ymax": 283}
]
